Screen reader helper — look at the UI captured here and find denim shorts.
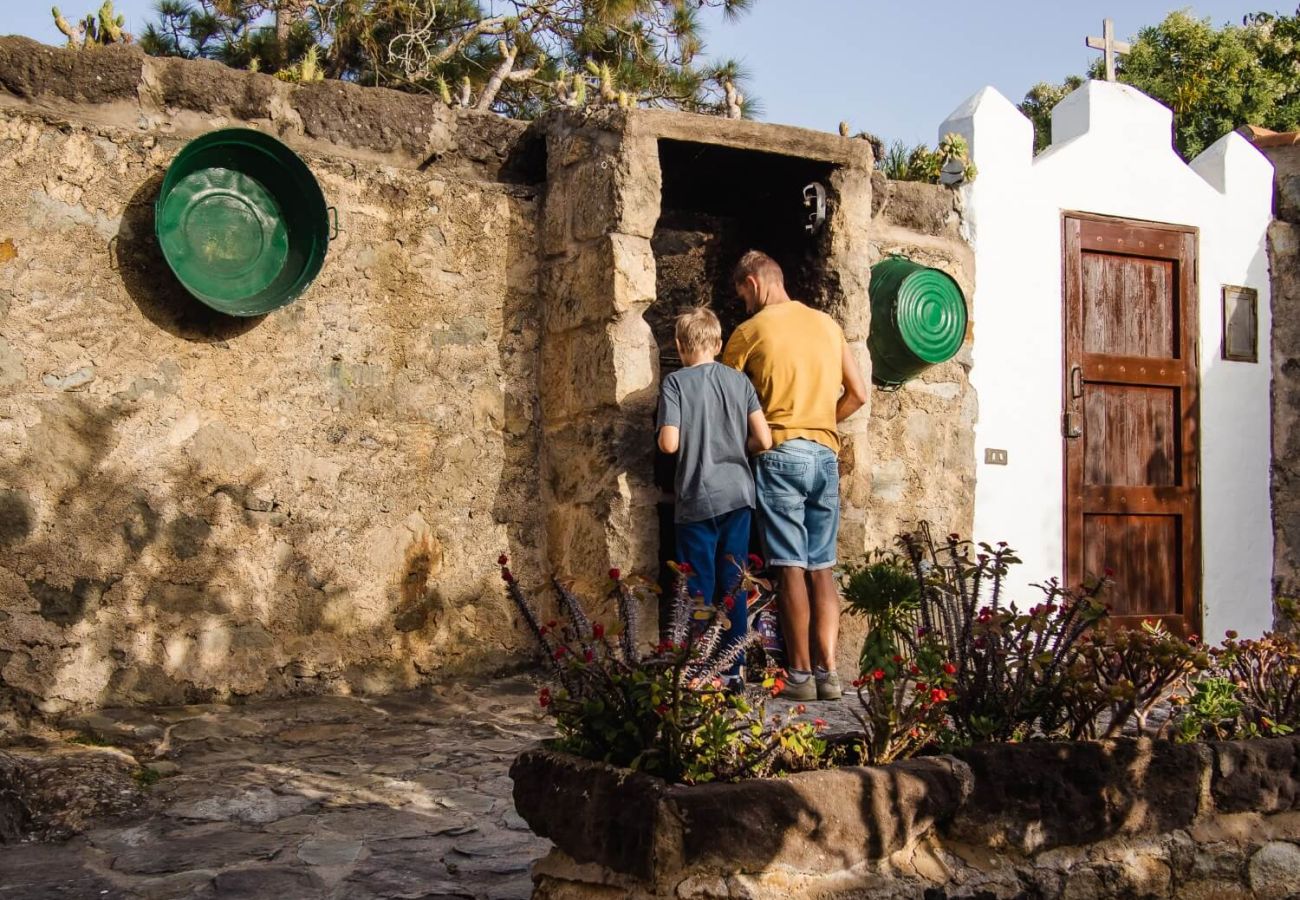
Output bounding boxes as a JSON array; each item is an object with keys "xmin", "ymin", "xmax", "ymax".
[{"xmin": 754, "ymin": 438, "xmax": 840, "ymax": 570}]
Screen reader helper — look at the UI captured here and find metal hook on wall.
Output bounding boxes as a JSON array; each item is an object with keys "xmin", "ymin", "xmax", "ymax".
[{"xmin": 803, "ymin": 182, "xmax": 826, "ymax": 234}]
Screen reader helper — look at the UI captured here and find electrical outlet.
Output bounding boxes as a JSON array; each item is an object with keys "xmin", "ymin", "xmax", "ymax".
[{"xmin": 984, "ymin": 448, "xmax": 1008, "ymax": 466}]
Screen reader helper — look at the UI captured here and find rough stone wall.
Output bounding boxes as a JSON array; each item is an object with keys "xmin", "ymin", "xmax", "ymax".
[
  {"xmin": 0, "ymin": 39, "xmax": 544, "ymax": 714},
  {"xmin": 858, "ymin": 178, "xmax": 976, "ymax": 551},
  {"xmin": 1261, "ymin": 141, "xmax": 1300, "ymax": 620}
]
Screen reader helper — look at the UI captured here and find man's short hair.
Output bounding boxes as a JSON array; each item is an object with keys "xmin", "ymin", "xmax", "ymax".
[
  {"xmin": 675, "ymin": 306, "xmax": 723, "ymax": 355},
  {"xmin": 732, "ymin": 250, "xmax": 785, "ymax": 288}
]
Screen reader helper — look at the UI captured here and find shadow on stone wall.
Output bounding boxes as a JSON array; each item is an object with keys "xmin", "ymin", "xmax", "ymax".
[{"xmin": 114, "ymin": 175, "xmax": 264, "ymax": 342}]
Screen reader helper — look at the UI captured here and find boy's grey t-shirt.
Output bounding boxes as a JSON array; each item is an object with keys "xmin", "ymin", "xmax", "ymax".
[{"xmin": 657, "ymin": 362, "xmax": 761, "ymax": 524}]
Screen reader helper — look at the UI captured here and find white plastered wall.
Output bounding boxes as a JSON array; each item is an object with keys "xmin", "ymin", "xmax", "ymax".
[{"xmin": 940, "ymin": 81, "xmax": 1275, "ymax": 640}]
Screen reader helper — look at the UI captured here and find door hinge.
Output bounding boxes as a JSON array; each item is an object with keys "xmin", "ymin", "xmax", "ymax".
[{"xmin": 1063, "ymin": 409, "xmax": 1082, "ymax": 439}]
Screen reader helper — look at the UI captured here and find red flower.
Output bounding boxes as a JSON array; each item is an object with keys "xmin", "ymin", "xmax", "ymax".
[
  {"xmin": 909, "ymin": 664, "xmax": 920, "ymax": 676},
  {"xmin": 539, "ymin": 625, "xmax": 549, "ymax": 637},
  {"xmin": 655, "ymin": 704, "xmax": 670, "ymax": 716},
  {"xmin": 942, "ymin": 662, "xmax": 957, "ymax": 676},
  {"xmin": 916, "ymin": 626, "xmax": 929, "ymax": 637},
  {"xmin": 498, "ymin": 553, "xmax": 509, "ymax": 566},
  {"xmin": 796, "ymin": 703, "xmax": 807, "ymax": 714},
  {"xmin": 592, "ymin": 623, "xmax": 605, "ymax": 639},
  {"xmin": 872, "ymin": 668, "xmax": 885, "ymax": 681},
  {"xmin": 583, "ymin": 649, "xmax": 594, "ymax": 663},
  {"xmin": 813, "ymin": 718, "xmax": 827, "ymax": 728},
  {"xmin": 931, "ymin": 688, "xmax": 948, "ymax": 703},
  {"xmin": 538, "ymin": 688, "xmax": 551, "ymax": 707},
  {"xmin": 501, "ymin": 568, "xmax": 515, "ymax": 583},
  {"xmin": 1104, "ymin": 567, "xmax": 1116, "ymax": 578},
  {"xmin": 723, "ymin": 595, "xmax": 735, "ymax": 611},
  {"xmin": 851, "ymin": 677, "xmax": 866, "ymax": 688},
  {"xmin": 917, "ymin": 682, "xmax": 929, "ymax": 693},
  {"xmin": 608, "ymin": 568, "xmax": 621, "ymax": 581},
  {"xmin": 892, "ymin": 655, "xmax": 903, "ymax": 664},
  {"xmin": 677, "ymin": 562, "xmax": 693, "ymax": 574},
  {"xmin": 748, "ymin": 553, "xmax": 764, "ymax": 568},
  {"xmin": 771, "ymin": 678, "xmax": 786, "ymax": 695},
  {"xmin": 553, "ymin": 646, "xmax": 568, "ymax": 660}
]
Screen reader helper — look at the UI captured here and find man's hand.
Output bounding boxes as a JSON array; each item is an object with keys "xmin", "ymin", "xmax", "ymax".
[{"xmin": 835, "ymin": 342, "xmax": 868, "ymax": 422}]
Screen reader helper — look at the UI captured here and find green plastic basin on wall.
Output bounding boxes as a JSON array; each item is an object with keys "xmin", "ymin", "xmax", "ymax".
[
  {"xmin": 868, "ymin": 257, "xmax": 968, "ymax": 386},
  {"xmin": 155, "ymin": 128, "xmax": 335, "ymax": 317}
]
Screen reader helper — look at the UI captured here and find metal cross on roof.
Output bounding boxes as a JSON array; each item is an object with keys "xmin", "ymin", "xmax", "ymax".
[{"xmin": 1086, "ymin": 18, "xmax": 1131, "ymax": 82}]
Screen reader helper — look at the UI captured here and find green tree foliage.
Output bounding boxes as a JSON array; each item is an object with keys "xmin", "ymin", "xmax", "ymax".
[
  {"xmin": 134, "ymin": 0, "xmax": 758, "ymax": 119},
  {"xmin": 1018, "ymin": 9, "xmax": 1300, "ymax": 160}
]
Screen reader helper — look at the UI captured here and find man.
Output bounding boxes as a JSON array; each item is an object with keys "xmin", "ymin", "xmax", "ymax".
[{"xmin": 722, "ymin": 251, "xmax": 868, "ymax": 701}]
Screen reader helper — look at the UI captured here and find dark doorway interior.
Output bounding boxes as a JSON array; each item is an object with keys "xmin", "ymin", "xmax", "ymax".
[{"xmin": 648, "ymin": 138, "xmax": 837, "ymax": 629}]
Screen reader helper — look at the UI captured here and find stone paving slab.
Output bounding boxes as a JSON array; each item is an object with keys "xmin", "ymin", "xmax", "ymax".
[
  {"xmin": 0, "ymin": 673, "xmax": 856, "ymax": 899},
  {"xmin": 0, "ymin": 675, "xmax": 556, "ymax": 900}
]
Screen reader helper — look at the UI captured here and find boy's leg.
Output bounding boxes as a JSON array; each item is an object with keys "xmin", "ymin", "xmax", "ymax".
[
  {"xmin": 675, "ymin": 516, "xmax": 718, "ymax": 625},
  {"xmin": 713, "ymin": 507, "xmax": 752, "ymax": 679}
]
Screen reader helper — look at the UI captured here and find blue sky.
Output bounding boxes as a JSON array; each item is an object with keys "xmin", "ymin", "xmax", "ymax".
[{"xmin": 0, "ymin": 1, "xmax": 1269, "ymax": 145}]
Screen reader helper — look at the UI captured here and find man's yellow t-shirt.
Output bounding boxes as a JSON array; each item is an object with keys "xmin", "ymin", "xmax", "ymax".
[{"xmin": 722, "ymin": 300, "xmax": 846, "ymax": 453}]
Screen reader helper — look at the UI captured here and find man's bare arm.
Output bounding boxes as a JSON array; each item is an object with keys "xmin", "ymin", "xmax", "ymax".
[
  {"xmin": 658, "ymin": 425, "xmax": 680, "ymax": 454},
  {"xmin": 836, "ymin": 342, "xmax": 868, "ymax": 422}
]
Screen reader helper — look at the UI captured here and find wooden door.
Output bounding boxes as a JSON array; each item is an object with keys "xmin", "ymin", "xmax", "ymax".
[{"xmin": 1063, "ymin": 214, "xmax": 1200, "ymax": 636}]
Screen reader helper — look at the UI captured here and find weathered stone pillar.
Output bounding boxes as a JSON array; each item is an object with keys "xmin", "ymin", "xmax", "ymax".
[
  {"xmin": 823, "ymin": 164, "xmax": 875, "ymax": 561},
  {"xmin": 537, "ymin": 112, "xmax": 661, "ymax": 604}
]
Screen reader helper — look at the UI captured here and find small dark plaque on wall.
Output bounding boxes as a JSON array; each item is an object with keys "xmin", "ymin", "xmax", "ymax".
[{"xmin": 1222, "ymin": 285, "xmax": 1258, "ymax": 363}]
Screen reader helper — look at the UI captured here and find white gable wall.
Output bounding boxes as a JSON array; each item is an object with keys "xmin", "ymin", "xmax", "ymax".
[{"xmin": 940, "ymin": 81, "xmax": 1275, "ymax": 640}]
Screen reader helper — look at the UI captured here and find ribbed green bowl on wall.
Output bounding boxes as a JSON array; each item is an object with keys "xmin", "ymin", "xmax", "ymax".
[
  {"xmin": 155, "ymin": 128, "xmax": 335, "ymax": 317},
  {"xmin": 868, "ymin": 256, "xmax": 968, "ymax": 386}
]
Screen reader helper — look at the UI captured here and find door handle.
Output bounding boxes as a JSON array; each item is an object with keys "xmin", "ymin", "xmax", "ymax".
[
  {"xmin": 1069, "ymin": 364, "xmax": 1084, "ymax": 399},
  {"xmin": 1064, "ymin": 409, "xmax": 1082, "ymax": 439}
]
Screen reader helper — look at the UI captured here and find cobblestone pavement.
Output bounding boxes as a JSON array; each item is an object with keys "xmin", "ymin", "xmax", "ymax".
[
  {"xmin": 1, "ymin": 675, "xmax": 557, "ymax": 900},
  {"xmin": 0, "ymin": 674, "xmax": 861, "ymax": 900}
]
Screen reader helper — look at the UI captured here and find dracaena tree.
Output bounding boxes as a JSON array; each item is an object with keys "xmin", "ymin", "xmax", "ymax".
[{"xmin": 135, "ymin": 0, "xmax": 760, "ymax": 117}]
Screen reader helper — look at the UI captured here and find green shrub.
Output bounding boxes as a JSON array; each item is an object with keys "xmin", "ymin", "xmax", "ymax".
[{"xmin": 498, "ymin": 555, "xmax": 827, "ymax": 784}]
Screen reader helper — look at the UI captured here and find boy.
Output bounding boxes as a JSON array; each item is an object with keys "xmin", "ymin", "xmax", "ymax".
[{"xmin": 657, "ymin": 307, "xmax": 773, "ymax": 687}]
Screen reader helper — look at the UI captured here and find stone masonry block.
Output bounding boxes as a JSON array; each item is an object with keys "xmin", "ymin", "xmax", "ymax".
[
  {"xmin": 571, "ymin": 160, "xmax": 619, "ymax": 242},
  {"xmin": 613, "ymin": 136, "xmax": 662, "ymax": 240},
  {"xmin": 546, "ymin": 502, "xmax": 613, "ymax": 586},
  {"xmin": 540, "ymin": 234, "xmax": 656, "ymax": 335},
  {"xmin": 540, "ymin": 323, "xmax": 616, "ymax": 421},
  {"xmin": 544, "ymin": 419, "xmax": 645, "ymax": 506},
  {"xmin": 609, "ymin": 311, "xmax": 658, "ymax": 410},
  {"xmin": 0, "ymin": 38, "xmax": 142, "ymax": 105}
]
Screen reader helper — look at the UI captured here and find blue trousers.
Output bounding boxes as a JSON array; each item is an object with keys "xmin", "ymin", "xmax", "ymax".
[{"xmin": 676, "ymin": 506, "xmax": 751, "ymax": 677}]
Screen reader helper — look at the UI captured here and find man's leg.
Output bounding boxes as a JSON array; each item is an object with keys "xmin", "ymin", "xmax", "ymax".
[
  {"xmin": 777, "ymin": 566, "xmax": 812, "ymax": 673},
  {"xmin": 807, "ymin": 568, "xmax": 839, "ymax": 670}
]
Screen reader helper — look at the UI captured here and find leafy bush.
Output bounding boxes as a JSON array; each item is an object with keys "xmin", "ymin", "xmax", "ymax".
[
  {"xmin": 1211, "ymin": 629, "xmax": 1300, "ymax": 736},
  {"xmin": 894, "ymin": 528, "xmax": 1108, "ymax": 743},
  {"xmin": 498, "ymin": 555, "xmax": 827, "ymax": 784},
  {"xmin": 1173, "ymin": 676, "xmax": 1246, "ymax": 742},
  {"xmin": 847, "ymin": 645, "xmax": 957, "ymax": 764},
  {"xmin": 841, "ymin": 550, "xmax": 920, "ymax": 674},
  {"xmin": 1057, "ymin": 620, "xmax": 1210, "ymax": 740}
]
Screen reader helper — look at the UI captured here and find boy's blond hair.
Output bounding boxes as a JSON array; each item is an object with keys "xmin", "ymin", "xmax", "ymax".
[{"xmin": 675, "ymin": 307, "xmax": 723, "ymax": 355}]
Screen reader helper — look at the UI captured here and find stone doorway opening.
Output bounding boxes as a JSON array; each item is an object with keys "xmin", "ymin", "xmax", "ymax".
[{"xmin": 648, "ymin": 138, "xmax": 840, "ymax": 617}]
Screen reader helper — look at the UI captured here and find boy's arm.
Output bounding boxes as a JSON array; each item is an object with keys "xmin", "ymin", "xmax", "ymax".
[
  {"xmin": 746, "ymin": 410, "xmax": 773, "ymax": 454},
  {"xmin": 657, "ymin": 377, "xmax": 681, "ymax": 454},
  {"xmin": 836, "ymin": 340, "xmax": 868, "ymax": 423}
]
